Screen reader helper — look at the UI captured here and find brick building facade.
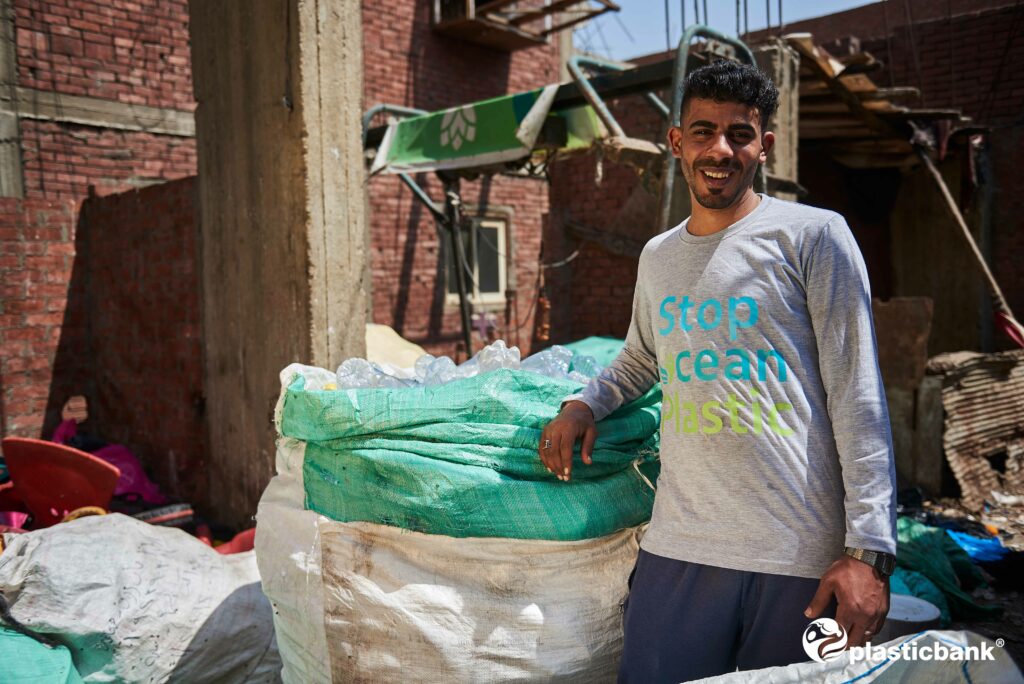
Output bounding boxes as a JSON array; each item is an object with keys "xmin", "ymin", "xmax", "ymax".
[
  {"xmin": 0, "ymin": 1, "xmax": 566, "ymax": 510},
  {"xmin": 1, "ymin": 0, "xmax": 197, "ymax": 448},
  {"xmin": 762, "ymin": 0, "xmax": 1024, "ymax": 340},
  {"xmin": 3, "ymin": 0, "xmax": 1020, "ymax": 514},
  {"xmin": 362, "ymin": 2, "xmax": 563, "ymax": 358},
  {"xmin": 555, "ymin": 0, "xmax": 1023, "ymax": 352}
]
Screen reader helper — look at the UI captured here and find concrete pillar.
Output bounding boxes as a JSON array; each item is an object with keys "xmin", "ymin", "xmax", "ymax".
[
  {"xmin": 189, "ymin": 0, "xmax": 367, "ymax": 526},
  {"xmin": 754, "ymin": 39, "xmax": 800, "ymax": 202}
]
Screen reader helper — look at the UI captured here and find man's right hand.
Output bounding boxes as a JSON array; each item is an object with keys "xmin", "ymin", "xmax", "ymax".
[{"xmin": 538, "ymin": 400, "xmax": 597, "ymax": 481}]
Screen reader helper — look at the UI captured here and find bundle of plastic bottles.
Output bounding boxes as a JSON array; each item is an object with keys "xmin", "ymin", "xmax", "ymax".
[{"xmin": 276, "ymin": 337, "xmax": 661, "ymax": 541}]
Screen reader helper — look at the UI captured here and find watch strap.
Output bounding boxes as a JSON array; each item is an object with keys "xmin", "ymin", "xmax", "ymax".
[{"xmin": 845, "ymin": 546, "xmax": 896, "ymax": 576}]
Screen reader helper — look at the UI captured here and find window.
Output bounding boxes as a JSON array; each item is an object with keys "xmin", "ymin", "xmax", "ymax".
[{"xmin": 446, "ymin": 217, "xmax": 508, "ymax": 308}]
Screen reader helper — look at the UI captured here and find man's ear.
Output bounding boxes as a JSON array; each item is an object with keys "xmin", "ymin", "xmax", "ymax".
[
  {"xmin": 667, "ymin": 126, "xmax": 683, "ymax": 158},
  {"xmin": 760, "ymin": 131, "xmax": 775, "ymax": 163}
]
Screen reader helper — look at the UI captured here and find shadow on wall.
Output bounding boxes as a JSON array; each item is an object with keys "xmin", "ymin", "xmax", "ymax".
[
  {"xmin": 44, "ymin": 206, "xmax": 91, "ymax": 441},
  {"xmin": 44, "ymin": 178, "xmax": 209, "ymax": 508}
]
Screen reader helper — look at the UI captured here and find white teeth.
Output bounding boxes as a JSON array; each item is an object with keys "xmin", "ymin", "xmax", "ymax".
[{"xmin": 702, "ymin": 170, "xmax": 731, "ymax": 179}]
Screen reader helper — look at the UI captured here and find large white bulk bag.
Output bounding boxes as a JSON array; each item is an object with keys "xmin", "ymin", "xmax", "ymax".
[
  {"xmin": 0, "ymin": 514, "xmax": 281, "ymax": 683},
  {"xmin": 256, "ymin": 436, "xmax": 640, "ymax": 683}
]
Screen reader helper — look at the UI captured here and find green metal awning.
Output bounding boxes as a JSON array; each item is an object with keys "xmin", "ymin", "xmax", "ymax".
[{"xmin": 369, "ymin": 84, "xmax": 605, "ymax": 175}]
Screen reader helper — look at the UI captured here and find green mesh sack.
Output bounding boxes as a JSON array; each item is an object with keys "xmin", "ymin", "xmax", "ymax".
[
  {"xmin": 565, "ymin": 336, "xmax": 630, "ymax": 367},
  {"xmin": 279, "ymin": 352, "xmax": 661, "ymax": 541}
]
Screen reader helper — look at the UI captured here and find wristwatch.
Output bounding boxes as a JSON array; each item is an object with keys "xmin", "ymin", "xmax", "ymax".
[{"xmin": 845, "ymin": 547, "xmax": 896, "ymax": 577}]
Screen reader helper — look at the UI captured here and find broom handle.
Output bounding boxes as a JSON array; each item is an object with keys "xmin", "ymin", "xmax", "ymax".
[{"xmin": 915, "ymin": 148, "xmax": 1015, "ymax": 320}]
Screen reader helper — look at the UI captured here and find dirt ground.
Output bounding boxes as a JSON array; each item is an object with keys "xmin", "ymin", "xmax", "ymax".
[
  {"xmin": 922, "ymin": 497, "xmax": 1024, "ymax": 670},
  {"xmin": 948, "ymin": 586, "xmax": 1024, "ymax": 670}
]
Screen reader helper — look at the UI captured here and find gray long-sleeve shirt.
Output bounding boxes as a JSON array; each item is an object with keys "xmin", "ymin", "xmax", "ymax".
[{"xmin": 566, "ymin": 195, "xmax": 896, "ymax": 579}]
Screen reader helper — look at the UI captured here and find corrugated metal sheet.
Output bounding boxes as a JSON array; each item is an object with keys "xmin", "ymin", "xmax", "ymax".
[{"xmin": 927, "ymin": 350, "xmax": 1024, "ymax": 511}]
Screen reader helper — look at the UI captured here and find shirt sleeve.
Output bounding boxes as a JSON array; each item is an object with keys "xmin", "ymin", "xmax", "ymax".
[
  {"xmin": 806, "ymin": 217, "xmax": 897, "ymax": 556},
  {"xmin": 562, "ymin": 255, "xmax": 661, "ymax": 422}
]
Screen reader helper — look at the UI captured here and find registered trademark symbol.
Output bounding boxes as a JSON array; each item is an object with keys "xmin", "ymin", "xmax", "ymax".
[{"xmin": 996, "ymin": 638, "xmax": 1005, "ymax": 648}]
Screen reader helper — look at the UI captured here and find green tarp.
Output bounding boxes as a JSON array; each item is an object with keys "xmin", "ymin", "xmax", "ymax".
[
  {"xmin": 0, "ymin": 628, "xmax": 83, "ymax": 684},
  {"xmin": 370, "ymin": 85, "xmax": 604, "ymax": 175},
  {"xmin": 279, "ymin": 339, "xmax": 662, "ymax": 540}
]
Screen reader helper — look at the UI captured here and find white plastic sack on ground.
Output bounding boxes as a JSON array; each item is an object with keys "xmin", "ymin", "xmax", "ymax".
[
  {"xmin": 698, "ymin": 629, "xmax": 1023, "ymax": 684},
  {"xmin": 0, "ymin": 514, "xmax": 281, "ymax": 683},
  {"xmin": 365, "ymin": 322, "xmax": 427, "ymax": 368},
  {"xmin": 256, "ymin": 435, "xmax": 641, "ymax": 683}
]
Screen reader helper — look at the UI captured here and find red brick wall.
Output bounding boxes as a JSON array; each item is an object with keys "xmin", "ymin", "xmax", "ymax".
[
  {"xmin": 11, "ymin": 0, "xmax": 197, "ymax": 200},
  {"xmin": 19, "ymin": 121, "xmax": 196, "ymax": 199},
  {"xmin": 745, "ymin": 0, "xmax": 1015, "ymax": 44},
  {"xmin": 13, "ymin": 0, "xmax": 193, "ymax": 109},
  {"xmin": 0, "ymin": 181, "xmax": 204, "ymax": 501},
  {"xmin": 0, "ymin": 197, "xmax": 78, "ymax": 437},
  {"xmin": 69, "ymin": 178, "xmax": 206, "ymax": 501},
  {"xmin": 548, "ymin": 93, "xmax": 669, "ymax": 342},
  {"xmin": 1, "ymin": 1, "xmax": 200, "ymax": 496},
  {"xmin": 362, "ymin": 1, "xmax": 562, "ymax": 358}
]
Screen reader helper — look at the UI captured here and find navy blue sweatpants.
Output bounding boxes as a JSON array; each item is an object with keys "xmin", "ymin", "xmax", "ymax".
[{"xmin": 618, "ymin": 549, "xmax": 837, "ymax": 683}]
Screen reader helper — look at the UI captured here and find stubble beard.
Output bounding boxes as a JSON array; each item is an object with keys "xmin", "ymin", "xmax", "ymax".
[{"xmin": 682, "ymin": 160, "xmax": 759, "ymax": 210}]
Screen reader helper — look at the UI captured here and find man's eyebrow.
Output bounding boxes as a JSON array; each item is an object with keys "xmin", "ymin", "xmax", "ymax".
[{"xmin": 687, "ymin": 120, "xmax": 757, "ymax": 133}]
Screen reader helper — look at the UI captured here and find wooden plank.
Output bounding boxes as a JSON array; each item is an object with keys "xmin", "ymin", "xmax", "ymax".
[
  {"xmin": 789, "ymin": 37, "xmax": 897, "ymax": 138},
  {"xmin": 0, "ymin": 86, "xmax": 195, "ymax": 137},
  {"xmin": 874, "ymin": 87, "xmax": 921, "ymax": 100},
  {"xmin": 801, "ymin": 100, "xmax": 898, "ymax": 113},
  {"xmin": 476, "ymin": 0, "xmax": 519, "ymax": 13},
  {"xmin": 432, "ymin": 16, "xmax": 546, "ymax": 49},
  {"xmin": 800, "ymin": 86, "xmax": 919, "ymax": 103},
  {"xmin": 511, "ymin": 0, "xmax": 586, "ymax": 26},
  {"xmin": 799, "ymin": 126, "xmax": 876, "ymax": 139},
  {"xmin": 541, "ymin": 9, "xmax": 606, "ymax": 35},
  {"xmin": 799, "ymin": 73, "xmax": 879, "ymax": 96},
  {"xmin": 0, "ymin": 0, "xmax": 23, "ymax": 197}
]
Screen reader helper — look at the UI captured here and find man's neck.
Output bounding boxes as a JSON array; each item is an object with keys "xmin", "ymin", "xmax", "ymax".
[{"xmin": 687, "ymin": 190, "xmax": 762, "ymax": 237}]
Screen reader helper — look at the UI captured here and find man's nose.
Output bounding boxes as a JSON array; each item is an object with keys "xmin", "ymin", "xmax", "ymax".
[{"xmin": 706, "ymin": 133, "xmax": 733, "ymax": 160}]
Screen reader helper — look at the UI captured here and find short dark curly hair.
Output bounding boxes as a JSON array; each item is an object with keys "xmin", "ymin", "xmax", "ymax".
[{"xmin": 680, "ymin": 60, "xmax": 779, "ymax": 130}]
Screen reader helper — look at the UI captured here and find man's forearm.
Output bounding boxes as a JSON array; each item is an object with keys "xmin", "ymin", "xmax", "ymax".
[{"xmin": 563, "ymin": 343, "xmax": 659, "ymax": 422}]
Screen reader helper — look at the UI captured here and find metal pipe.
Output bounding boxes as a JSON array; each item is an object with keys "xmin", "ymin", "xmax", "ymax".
[
  {"xmin": 568, "ymin": 55, "xmax": 670, "ymax": 127},
  {"xmin": 644, "ymin": 92, "xmax": 671, "ymax": 119},
  {"xmin": 566, "ymin": 55, "xmax": 626, "ymax": 138},
  {"xmin": 442, "ymin": 177, "xmax": 476, "ymax": 357},
  {"xmin": 658, "ymin": 26, "xmax": 761, "ymax": 232},
  {"xmin": 363, "ymin": 104, "xmax": 443, "ymax": 220},
  {"xmin": 398, "ymin": 173, "xmax": 444, "ymax": 222},
  {"xmin": 361, "ymin": 103, "xmax": 427, "ymax": 146}
]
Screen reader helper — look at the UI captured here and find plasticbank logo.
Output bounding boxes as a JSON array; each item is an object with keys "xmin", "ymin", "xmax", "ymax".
[
  {"xmin": 802, "ymin": 619, "xmax": 1003, "ymax": 665},
  {"xmin": 803, "ymin": 618, "xmax": 848, "ymax": 663}
]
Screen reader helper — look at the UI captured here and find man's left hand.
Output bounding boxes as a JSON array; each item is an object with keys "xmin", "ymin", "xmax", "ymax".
[{"xmin": 804, "ymin": 555, "xmax": 889, "ymax": 648}]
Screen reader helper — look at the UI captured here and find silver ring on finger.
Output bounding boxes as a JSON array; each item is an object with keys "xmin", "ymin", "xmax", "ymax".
[{"xmin": 542, "ymin": 439, "xmax": 552, "ymax": 450}]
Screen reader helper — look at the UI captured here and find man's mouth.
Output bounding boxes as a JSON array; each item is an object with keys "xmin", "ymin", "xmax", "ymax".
[{"xmin": 698, "ymin": 167, "xmax": 735, "ymax": 188}]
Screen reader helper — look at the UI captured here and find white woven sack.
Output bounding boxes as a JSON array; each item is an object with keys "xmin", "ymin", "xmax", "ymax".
[
  {"xmin": 0, "ymin": 514, "xmax": 281, "ymax": 683},
  {"xmin": 697, "ymin": 630, "xmax": 1023, "ymax": 684},
  {"xmin": 256, "ymin": 435, "xmax": 640, "ymax": 683}
]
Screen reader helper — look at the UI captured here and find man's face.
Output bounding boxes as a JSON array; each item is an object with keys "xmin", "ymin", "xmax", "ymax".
[{"xmin": 667, "ymin": 98, "xmax": 774, "ymax": 210}]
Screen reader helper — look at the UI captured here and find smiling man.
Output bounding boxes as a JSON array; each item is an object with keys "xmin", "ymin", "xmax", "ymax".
[{"xmin": 539, "ymin": 61, "xmax": 897, "ymax": 681}]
